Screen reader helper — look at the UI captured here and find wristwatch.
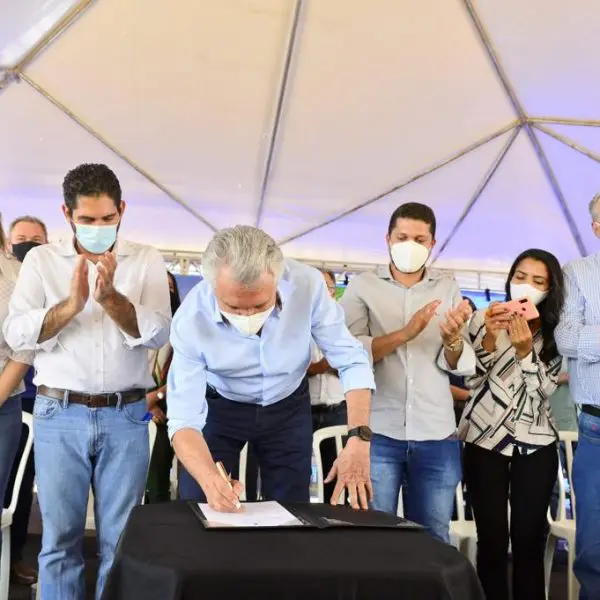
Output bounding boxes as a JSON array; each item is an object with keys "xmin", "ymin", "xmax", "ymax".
[
  {"xmin": 157, "ymin": 391, "xmax": 165, "ymax": 401},
  {"xmin": 347, "ymin": 425, "xmax": 373, "ymax": 442}
]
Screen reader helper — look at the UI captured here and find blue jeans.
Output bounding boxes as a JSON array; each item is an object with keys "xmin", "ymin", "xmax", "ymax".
[
  {"xmin": 370, "ymin": 434, "xmax": 461, "ymax": 543},
  {"xmin": 34, "ymin": 394, "xmax": 150, "ymax": 600},
  {"xmin": 573, "ymin": 411, "xmax": 600, "ymax": 600},
  {"xmin": 0, "ymin": 395, "xmax": 22, "ymax": 558},
  {"xmin": 179, "ymin": 379, "xmax": 313, "ymax": 502}
]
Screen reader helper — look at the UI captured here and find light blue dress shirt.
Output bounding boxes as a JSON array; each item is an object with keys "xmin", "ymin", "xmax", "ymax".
[
  {"xmin": 555, "ymin": 253, "xmax": 600, "ymax": 406},
  {"xmin": 167, "ymin": 259, "xmax": 375, "ymax": 439}
]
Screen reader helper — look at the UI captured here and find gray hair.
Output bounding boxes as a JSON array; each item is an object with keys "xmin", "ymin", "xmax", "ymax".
[
  {"xmin": 202, "ymin": 225, "xmax": 284, "ymax": 288},
  {"xmin": 589, "ymin": 193, "xmax": 600, "ymax": 222},
  {"xmin": 9, "ymin": 215, "xmax": 48, "ymax": 241}
]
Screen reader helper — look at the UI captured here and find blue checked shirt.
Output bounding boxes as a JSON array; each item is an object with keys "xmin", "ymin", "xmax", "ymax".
[
  {"xmin": 555, "ymin": 253, "xmax": 600, "ymax": 406},
  {"xmin": 166, "ymin": 259, "xmax": 375, "ymax": 439}
]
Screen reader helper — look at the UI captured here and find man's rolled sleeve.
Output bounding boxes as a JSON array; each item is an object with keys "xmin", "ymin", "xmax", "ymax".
[
  {"xmin": 121, "ymin": 248, "xmax": 171, "ymax": 350},
  {"xmin": 166, "ymin": 306, "xmax": 209, "ymax": 441},
  {"xmin": 310, "ymin": 271, "xmax": 375, "ymax": 393},
  {"xmin": 437, "ymin": 342, "xmax": 476, "ymax": 376}
]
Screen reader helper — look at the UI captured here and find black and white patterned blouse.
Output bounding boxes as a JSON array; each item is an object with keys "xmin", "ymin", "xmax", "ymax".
[{"xmin": 459, "ymin": 308, "xmax": 561, "ymax": 456}]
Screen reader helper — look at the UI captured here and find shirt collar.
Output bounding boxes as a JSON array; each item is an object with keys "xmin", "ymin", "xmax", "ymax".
[
  {"xmin": 210, "ymin": 277, "xmax": 295, "ymax": 323},
  {"xmin": 377, "ymin": 263, "xmax": 442, "ymax": 283},
  {"xmin": 55, "ymin": 237, "xmax": 134, "ymax": 257}
]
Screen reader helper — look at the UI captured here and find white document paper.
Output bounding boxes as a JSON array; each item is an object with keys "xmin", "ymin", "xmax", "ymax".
[{"xmin": 198, "ymin": 501, "xmax": 304, "ymax": 528}]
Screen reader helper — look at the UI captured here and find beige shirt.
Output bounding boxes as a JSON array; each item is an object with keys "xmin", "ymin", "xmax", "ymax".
[
  {"xmin": 0, "ymin": 254, "xmax": 33, "ymax": 396},
  {"xmin": 340, "ymin": 266, "xmax": 475, "ymax": 441}
]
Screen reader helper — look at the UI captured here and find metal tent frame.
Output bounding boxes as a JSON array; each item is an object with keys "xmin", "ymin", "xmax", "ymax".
[{"xmin": 2, "ymin": 0, "xmax": 599, "ymax": 279}]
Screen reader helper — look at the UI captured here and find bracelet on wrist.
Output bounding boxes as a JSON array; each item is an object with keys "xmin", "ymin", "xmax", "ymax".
[{"xmin": 444, "ymin": 338, "xmax": 464, "ymax": 352}]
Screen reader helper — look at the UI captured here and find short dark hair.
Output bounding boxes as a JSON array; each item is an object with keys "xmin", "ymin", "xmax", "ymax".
[
  {"xmin": 63, "ymin": 164, "xmax": 122, "ymax": 212},
  {"xmin": 387, "ymin": 202, "xmax": 436, "ymax": 238},
  {"xmin": 9, "ymin": 215, "xmax": 48, "ymax": 241}
]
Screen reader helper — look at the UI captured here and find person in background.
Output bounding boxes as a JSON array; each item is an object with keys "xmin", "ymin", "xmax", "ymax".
[
  {"xmin": 3, "ymin": 164, "xmax": 171, "ymax": 600},
  {"xmin": 2, "ymin": 215, "xmax": 48, "ymax": 586},
  {"xmin": 145, "ymin": 271, "xmax": 181, "ymax": 503},
  {"xmin": 0, "ymin": 220, "xmax": 33, "ymax": 574},
  {"xmin": 168, "ymin": 225, "xmax": 375, "ymax": 512},
  {"xmin": 555, "ymin": 192, "xmax": 600, "ymax": 599},
  {"xmin": 461, "ymin": 249, "xmax": 564, "ymax": 600},
  {"xmin": 340, "ymin": 202, "xmax": 475, "ymax": 542},
  {"xmin": 308, "ymin": 269, "xmax": 347, "ymax": 502}
]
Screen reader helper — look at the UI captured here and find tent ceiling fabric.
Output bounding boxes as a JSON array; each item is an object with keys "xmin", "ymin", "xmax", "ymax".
[{"xmin": 1, "ymin": 0, "xmax": 600, "ymax": 272}]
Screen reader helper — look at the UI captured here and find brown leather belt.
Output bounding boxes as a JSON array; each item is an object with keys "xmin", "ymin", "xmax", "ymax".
[{"xmin": 38, "ymin": 385, "xmax": 145, "ymax": 408}]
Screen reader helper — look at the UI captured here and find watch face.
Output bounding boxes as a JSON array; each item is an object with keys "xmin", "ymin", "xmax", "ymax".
[{"xmin": 359, "ymin": 426, "xmax": 373, "ymax": 441}]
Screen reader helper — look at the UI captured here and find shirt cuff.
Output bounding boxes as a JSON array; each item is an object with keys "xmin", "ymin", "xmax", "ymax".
[
  {"xmin": 437, "ymin": 342, "xmax": 476, "ymax": 376},
  {"xmin": 578, "ymin": 325, "xmax": 600, "ymax": 362},
  {"xmin": 10, "ymin": 350, "xmax": 34, "ymax": 366},
  {"xmin": 167, "ymin": 419, "xmax": 206, "ymax": 442},
  {"xmin": 121, "ymin": 303, "xmax": 169, "ymax": 349},
  {"xmin": 7, "ymin": 308, "xmax": 60, "ymax": 353},
  {"xmin": 357, "ymin": 336, "xmax": 374, "ymax": 366},
  {"xmin": 517, "ymin": 351, "xmax": 538, "ymax": 373},
  {"xmin": 339, "ymin": 364, "xmax": 376, "ymax": 394}
]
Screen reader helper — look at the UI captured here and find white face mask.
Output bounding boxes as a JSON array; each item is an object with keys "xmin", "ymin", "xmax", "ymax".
[
  {"xmin": 221, "ymin": 306, "xmax": 275, "ymax": 337},
  {"xmin": 390, "ymin": 241, "xmax": 430, "ymax": 274},
  {"xmin": 510, "ymin": 283, "xmax": 548, "ymax": 306}
]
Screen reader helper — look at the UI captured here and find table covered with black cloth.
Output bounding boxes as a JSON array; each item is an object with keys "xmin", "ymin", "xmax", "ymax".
[{"xmin": 102, "ymin": 501, "xmax": 484, "ymax": 600}]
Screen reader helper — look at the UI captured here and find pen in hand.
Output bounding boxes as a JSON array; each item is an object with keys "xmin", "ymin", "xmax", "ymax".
[{"xmin": 215, "ymin": 461, "xmax": 242, "ymax": 510}]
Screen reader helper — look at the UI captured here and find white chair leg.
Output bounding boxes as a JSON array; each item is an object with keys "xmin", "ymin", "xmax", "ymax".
[
  {"xmin": 544, "ymin": 534, "xmax": 557, "ymax": 600},
  {"xmin": 567, "ymin": 542, "xmax": 579, "ymax": 600},
  {"xmin": 0, "ymin": 525, "xmax": 11, "ymax": 600}
]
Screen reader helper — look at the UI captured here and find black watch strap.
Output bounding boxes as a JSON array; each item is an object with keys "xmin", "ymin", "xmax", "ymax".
[{"xmin": 347, "ymin": 425, "xmax": 373, "ymax": 441}]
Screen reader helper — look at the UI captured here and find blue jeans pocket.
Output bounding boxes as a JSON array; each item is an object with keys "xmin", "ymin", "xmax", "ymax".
[
  {"xmin": 33, "ymin": 395, "xmax": 61, "ymax": 420},
  {"xmin": 579, "ymin": 412, "xmax": 600, "ymax": 444},
  {"xmin": 121, "ymin": 398, "xmax": 149, "ymax": 425}
]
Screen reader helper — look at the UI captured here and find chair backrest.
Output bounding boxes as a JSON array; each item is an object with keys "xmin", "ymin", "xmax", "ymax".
[
  {"xmin": 312, "ymin": 425, "xmax": 348, "ymax": 503},
  {"xmin": 548, "ymin": 430, "xmax": 578, "ymax": 525},
  {"xmin": 5, "ymin": 412, "xmax": 34, "ymax": 517}
]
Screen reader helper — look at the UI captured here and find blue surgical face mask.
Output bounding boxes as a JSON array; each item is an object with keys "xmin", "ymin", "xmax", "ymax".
[{"xmin": 74, "ymin": 223, "xmax": 118, "ymax": 254}]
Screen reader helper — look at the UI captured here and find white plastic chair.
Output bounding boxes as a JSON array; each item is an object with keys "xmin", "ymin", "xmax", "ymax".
[
  {"xmin": 312, "ymin": 425, "xmax": 347, "ymax": 503},
  {"xmin": 1, "ymin": 412, "xmax": 34, "ymax": 600},
  {"xmin": 85, "ymin": 420, "xmax": 158, "ymax": 530},
  {"xmin": 450, "ymin": 483, "xmax": 477, "ymax": 565},
  {"xmin": 544, "ymin": 431, "xmax": 578, "ymax": 600}
]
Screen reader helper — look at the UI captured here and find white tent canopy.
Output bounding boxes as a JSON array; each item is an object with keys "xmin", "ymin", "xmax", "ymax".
[{"xmin": 2, "ymin": 0, "xmax": 600, "ymax": 282}]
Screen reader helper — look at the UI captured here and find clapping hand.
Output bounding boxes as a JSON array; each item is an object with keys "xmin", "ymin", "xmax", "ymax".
[
  {"xmin": 68, "ymin": 255, "xmax": 89, "ymax": 315},
  {"xmin": 95, "ymin": 252, "xmax": 117, "ymax": 304},
  {"xmin": 440, "ymin": 299, "xmax": 473, "ymax": 345},
  {"xmin": 404, "ymin": 300, "xmax": 441, "ymax": 341}
]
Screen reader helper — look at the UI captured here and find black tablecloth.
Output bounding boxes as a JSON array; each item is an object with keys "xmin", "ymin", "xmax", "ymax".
[{"xmin": 102, "ymin": 502, "xmax": 484, "ymax": 600}]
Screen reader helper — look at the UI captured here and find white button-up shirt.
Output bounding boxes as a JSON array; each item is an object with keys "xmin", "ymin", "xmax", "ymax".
[
  {"xmin": 308, "ymin": 342, "xmax": 345, "ymax": 407},
  {"xmin": 0, "ymin": 254, "xmax": 33, "ymax": 396},
  {"xmin": 3, "ymin": 238, "xmax": 171, "ymax": 394}
]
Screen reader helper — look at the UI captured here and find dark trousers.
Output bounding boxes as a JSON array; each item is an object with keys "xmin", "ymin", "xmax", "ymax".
[
  {"xmin": 463, "ymin": 442, "xmax": 557, "ymax": 600},
  {"xmin": 178, "ymin": 378, "xmax": 312, "ymax": 502},
  {"xmin": 3, "ymin": 396, "xmax": 35, "ymax": 563},
  {"xmin": 311, "ymin": 402, "xmax": 347, "ymax": 503},
  {"xmin": 145, "ymin": 417, "xmax": 174, "ymax": 503}
]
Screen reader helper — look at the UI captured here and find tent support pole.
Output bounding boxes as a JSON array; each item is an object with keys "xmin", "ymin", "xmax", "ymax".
[
  {"xmin": 255, "ymin": 0, "xmax": 304, "ymax": 228},
  {"xmin": 432, "ymin": 126, "xmax": 521, "ymax": 263},
  {"xmin": 21, "ymin": 74, "xmax": 218, "ymax": 233},
  {"xmin": 462, "ymin": 0, "xmax": 586, "ymax": 256},
  {"xmin": 533, "ymin": 124, "xmax": 600, "ymax": 165},
  {"xmin": 277, "ymin": 121, "xmax": 518, "ymax": 246},
  {"xmin": 529, "ymin": 117, "xmax": 600, "ymax": 128}
]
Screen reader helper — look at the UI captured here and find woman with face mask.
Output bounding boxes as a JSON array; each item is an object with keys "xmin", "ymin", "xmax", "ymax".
[
  {"xmin": 459, "ymin": 249, "xmax": 564, "ymax": 600},
  {"xmin": 145, "ymin": 271, "xmax": 181, "ymax": 503}
]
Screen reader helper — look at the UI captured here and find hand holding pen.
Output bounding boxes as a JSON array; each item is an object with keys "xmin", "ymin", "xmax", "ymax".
[{"xmin": 204, "ymin": 461, "xmax": 244, "ymax": 512}]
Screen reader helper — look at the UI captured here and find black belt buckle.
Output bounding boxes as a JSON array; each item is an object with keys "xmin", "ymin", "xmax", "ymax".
[{"xmin": 582, "ymin": 404, "xmax": 600, "ymax": 418}]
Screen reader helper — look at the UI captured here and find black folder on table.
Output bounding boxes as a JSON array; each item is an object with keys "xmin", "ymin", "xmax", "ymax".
[{"xmin": 189, "ymin": 501, "xmax": 424, "ymax": 531}]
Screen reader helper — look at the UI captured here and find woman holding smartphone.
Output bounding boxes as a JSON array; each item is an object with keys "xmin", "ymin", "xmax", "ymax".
[{"xmin": 459, "ymin": 248, "xmax": 564, "ymax": 600}]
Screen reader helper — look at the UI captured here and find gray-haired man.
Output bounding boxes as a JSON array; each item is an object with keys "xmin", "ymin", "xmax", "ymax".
[{"xmin": 167, "ymin": 225, "xmax": 375, "ymax": 511}]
